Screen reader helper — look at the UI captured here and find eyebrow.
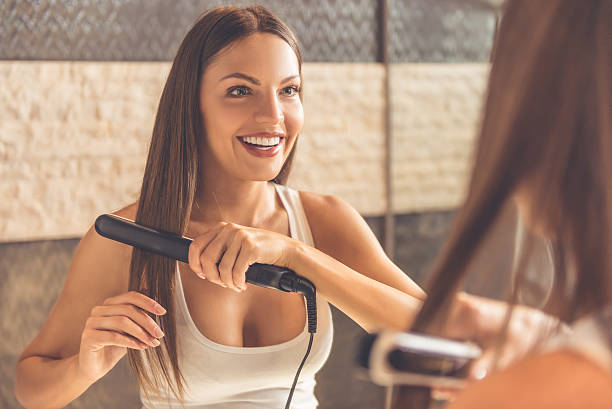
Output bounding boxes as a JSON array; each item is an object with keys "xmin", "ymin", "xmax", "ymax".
[{"xmin": 219, "ymin": 72, "xmax": 300, "ymax": 85}]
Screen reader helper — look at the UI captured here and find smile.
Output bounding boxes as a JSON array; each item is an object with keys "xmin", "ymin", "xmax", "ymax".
[{"xmin": 237, "ymin": 134, "xmax": 285, "ymax": 157}]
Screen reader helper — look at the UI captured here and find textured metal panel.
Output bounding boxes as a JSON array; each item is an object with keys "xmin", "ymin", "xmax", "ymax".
[
  {"xmin": 389, "ymin": 0, "xmax": 497, "ymax": 62},
  {"xmin": 0, "ymin": 0, "xmax": 379, "ymax": 62}
]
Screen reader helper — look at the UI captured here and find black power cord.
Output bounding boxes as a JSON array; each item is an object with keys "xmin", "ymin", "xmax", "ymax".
[
  {"xmin": 280, "ymin": 275, "xmax": 317, "ymax": 409},
  {"xmin": 284, "ymin": 332, "xmax": 315, "ymax": 409}
]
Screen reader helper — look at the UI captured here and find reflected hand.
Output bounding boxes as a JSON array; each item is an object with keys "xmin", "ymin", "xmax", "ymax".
[
  {"xmin": 447, "ymin": 293, "xmax": 563, "ymax": 379},
  {"xmin": 429, "ymin": 293, "xmax": 563, "ymax": 402}
]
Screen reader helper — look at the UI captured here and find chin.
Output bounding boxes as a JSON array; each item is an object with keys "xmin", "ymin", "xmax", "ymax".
[{"xmin": 243, "ymin": 169, "xmax": 283, "ymax": 183}]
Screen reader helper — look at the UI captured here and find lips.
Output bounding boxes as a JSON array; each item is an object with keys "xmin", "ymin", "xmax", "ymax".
[{"xmin": 237, "ymin": 133, "xmax": 285, "ymax": 158}]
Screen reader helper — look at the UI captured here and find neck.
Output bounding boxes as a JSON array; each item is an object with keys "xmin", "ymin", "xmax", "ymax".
[{"xmin": 191, "ymin": 170, "xmax": 279, "ymax": 228}]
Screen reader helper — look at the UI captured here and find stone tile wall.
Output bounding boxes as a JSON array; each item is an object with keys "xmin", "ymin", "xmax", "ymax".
[{"xmin": 1, "ymin": 61, "xmax": 488, "ymax": 242}]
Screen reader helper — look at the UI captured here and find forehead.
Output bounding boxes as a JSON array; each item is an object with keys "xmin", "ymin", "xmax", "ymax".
[{"xmin": 204, "ymin": 33, "xmax": 300, "ymax": 81}]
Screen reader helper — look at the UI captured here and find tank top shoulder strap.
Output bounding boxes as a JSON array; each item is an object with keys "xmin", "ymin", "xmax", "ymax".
[{"xmin": 273, "ymin": 183, "xmax": 315, "ymax": 247}]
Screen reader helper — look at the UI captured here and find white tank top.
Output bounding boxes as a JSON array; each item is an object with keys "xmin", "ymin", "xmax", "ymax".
[{"xmin": 140, "ymin": 184, "xmax": 334, "ymax": 409}]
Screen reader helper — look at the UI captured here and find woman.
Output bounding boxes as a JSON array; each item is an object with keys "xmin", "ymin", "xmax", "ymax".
[
  {"xmin": 14, "ymin": 7, "xmax": 426, "ymax": 409},
  {"xmin": 406, "ymin": 0, "xmax": 612, "ymax": 407},
  {"xmin": 14, "ymin": 5, "xmax": 540, "ymax": 409}
]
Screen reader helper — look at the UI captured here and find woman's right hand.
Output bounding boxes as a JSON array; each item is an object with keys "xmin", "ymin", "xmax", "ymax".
[{"xmin": 77, "ymin": 291, "xmax": 166, "ymax": 382}]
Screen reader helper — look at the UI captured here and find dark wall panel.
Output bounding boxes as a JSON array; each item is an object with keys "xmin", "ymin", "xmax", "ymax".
[
  {"xmin": 1, "ymin": 0, "xmax": 496, "ymax": 63},
  {"xmin": 389, "ymin": 0, "xmax": 496, "ymax": 62},
  {"xmin": 393, "ymin": 211, "xmax": 455, "ymax": 284},
  {"xmin": 0, "ymin": 0, "xmax": 379, "ymax": 62}
]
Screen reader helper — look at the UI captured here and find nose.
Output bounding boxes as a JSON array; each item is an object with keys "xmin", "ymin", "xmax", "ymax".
[{"xmin": 254, "ymin": 91, "xmax": 283, "ymax": 124}]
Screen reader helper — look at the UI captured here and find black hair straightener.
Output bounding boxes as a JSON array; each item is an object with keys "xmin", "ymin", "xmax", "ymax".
[{"xmin": 94, "ymin": 213, "xmax": 316, "ymax": 409}]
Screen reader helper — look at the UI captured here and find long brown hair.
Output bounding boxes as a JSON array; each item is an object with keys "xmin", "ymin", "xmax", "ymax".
[
  {"xmin": 128, "ymin": 6, "xmax": 303, "ymax": 401},
  {"xmin": 413, "ymin": 0, "xmax": 611, "ymax": 336}
]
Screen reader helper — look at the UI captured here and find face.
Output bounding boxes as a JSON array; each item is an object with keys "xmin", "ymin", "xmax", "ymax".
[{"xmin": 199, "ymin": 33, "xmax": 303, "ymax": 182}]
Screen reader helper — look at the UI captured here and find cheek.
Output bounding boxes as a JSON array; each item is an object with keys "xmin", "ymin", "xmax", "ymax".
[
  {"xmin": 284, "ymin": 101, "xmax": 304, "ymax": 136},
  {"xmin": 202, "ymin": 99, "xmax": 250, "ymax": 144}
]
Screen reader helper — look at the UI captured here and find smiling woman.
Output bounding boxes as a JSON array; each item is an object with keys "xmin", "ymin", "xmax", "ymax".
[{"xmin": 13, "ymin": 6, "xmax": 427, "ymax": 409}]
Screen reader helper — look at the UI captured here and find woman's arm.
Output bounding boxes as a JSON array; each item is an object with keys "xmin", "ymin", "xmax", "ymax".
[
  {"xmin": 15, "ymin": 226, "xmax": 127, "ymax": 408},
  {"xmin": 15, "ymin": 206, "xmax": 165, "ymax": 409},
  {"xmin": 187, "ymin": 191, "xmax": 427, "ymax": 332},
  {"xmin": 447, "ymin": 350, "xmax": 612, "ymax": 409},
  {"xmin": 291, "ymin": 191, "xmax": 426, "ymax": 331}
]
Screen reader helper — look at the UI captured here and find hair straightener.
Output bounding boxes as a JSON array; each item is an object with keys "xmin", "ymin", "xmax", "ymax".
[
  {"xmin": 94, "ymin": 213, "xmax": 316, "ymax": 409},
  {"xmin": 357, "ymin": 330, "xmax": 482, "ymax": 389}
]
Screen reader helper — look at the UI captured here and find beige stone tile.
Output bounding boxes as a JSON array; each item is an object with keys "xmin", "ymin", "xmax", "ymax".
[
  {"xmin": 0, "ymin": 62, "xmax": 386, "ymax": 241},
  {"xmin": 0, "ymin": 62, "xmax": 168, "ymax": 241},
  {"xmin": 390, "ymin": 63, "xmax": 489, "ymax": 213},
  {"xmin": 1, "ymin": 61, "xmax": 489, "ymax": 241},
  {"xmin": 290, "ymin": 63, "xmax": 386, "ymax": 215}
]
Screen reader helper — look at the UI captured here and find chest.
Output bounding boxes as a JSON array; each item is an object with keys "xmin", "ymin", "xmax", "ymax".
[{"xmin": 179, "ymin": 263, "xmax": 307, "ymax": 347}]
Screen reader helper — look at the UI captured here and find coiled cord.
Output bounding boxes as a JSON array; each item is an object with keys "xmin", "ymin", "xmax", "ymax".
[{"xmin": 279, "ymin": 274, "xmax": 317, "ymax": 408}]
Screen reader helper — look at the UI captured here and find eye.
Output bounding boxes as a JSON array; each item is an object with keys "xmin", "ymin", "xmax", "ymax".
[
  {"xmin": 281, "ymin": 85, "xmax": 300, "ymax": 97},
  {"xmin": 227, "ymin": 86, "xmax": 252, "ymax": 97}
]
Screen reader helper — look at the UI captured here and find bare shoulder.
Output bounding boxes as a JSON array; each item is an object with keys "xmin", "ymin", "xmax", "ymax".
[
  {"xmin": 71, "ymin": 202, "xmax": 138, "ymax": 287},
  {"xmin": 449, "ymin": 350, "xmax": 612, "ymax": 409},
  {"xmin": 298, "ymin": 190, "xmax": 386, "ymax": 268},
  {"xmin": 298, "ymin": 191, "xmax": 356, "ymax": 224},
  {"xmin": 297, "ymin": 190, "xmax": 424, "ymax": 298},
  {"xmin": 298, "ymin": 190, "xmax": 372, "ymax": 249}
]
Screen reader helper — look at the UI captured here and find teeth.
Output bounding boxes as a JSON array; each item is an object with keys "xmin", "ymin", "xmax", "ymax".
[{"xmin": 241, "ymin": 136, "xmax": 281, "ymax": 146}]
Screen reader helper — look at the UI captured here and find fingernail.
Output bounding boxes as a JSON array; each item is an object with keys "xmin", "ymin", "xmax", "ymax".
[
  {"xmin": 154, "ymin": 327, "xmax": 164, "ymax": 338},
  {"xmin": 474, "ymin": 367, "xmax": 487, "ymax": 380},
  {"xmin": 156, "ymin": 305, "xmax": 167, "ymax": 315},
  {"xmin": 152, "ymin": 339, "xmax": 161, "ymax": 347}
]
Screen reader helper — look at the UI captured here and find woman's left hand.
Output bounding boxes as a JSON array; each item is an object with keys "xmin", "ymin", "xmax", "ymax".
[
  {"xmin": 445, "ymin": 293, "xmax": 564, "ymax": 378},
  {"xmin": 187, "ymin": 222, "xmax": 299, "ymax": 292}
]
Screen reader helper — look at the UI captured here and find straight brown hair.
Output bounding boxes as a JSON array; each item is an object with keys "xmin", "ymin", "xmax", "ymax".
[
  {"xmin": 413, "ymin": 0, "xmax": 611, "ymax": 337},
  {"xmin": 127, "ymin": 6, "xmax": 303, "ymax": 401}
]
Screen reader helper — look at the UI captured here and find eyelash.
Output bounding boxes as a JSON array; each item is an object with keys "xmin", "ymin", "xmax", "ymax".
[{"xmin": 226, "ymin": 85, "xmax": 301, "ymax": 98}]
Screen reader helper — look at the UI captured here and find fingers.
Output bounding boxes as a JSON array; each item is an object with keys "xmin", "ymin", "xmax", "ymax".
[
  {"xmin": 189, "ymin": 223, "xmax": 250, "ymax": 292},
  {"xmin": 232, "ymin": 236, "xmax": 256, "ymax": 290},
  {"xmin": 82, "ymin": 291, "xmax": 167, "ymax": 351},
  {"xmin": 103, "ymin": 291, "xmax": 166, "ymax": 316},
  {"xmin": 82, "ymin": 327, "xmax": 148, "ymax": 351},
  {"xmin": 86, "ymin": 315, "xmax": 161, "ymax": 347},
  {"xmin": 201, "ymin": 226, "xmax": 235, "ymax": 288},
  {"xmin": 91, "ymin": 304, "xmax": 164, "ymax": 339},
  {"xmin": 188, "ymin": 223, "xmax": 225, "ymax": 276},
  {"xmin": 218, "ymin": 229, "xmax": 248, "ymax": 291},
  {"xmin": 469, "ymin": 352, "xmax": 492, "ymax": 380}
]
